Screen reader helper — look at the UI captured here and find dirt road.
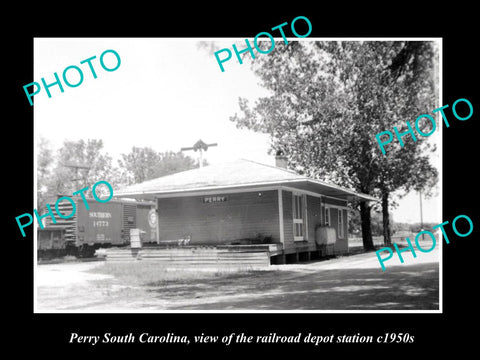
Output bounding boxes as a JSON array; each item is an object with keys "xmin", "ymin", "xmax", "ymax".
[{"xmin": 36, "ymin": 248, "xmax": 439, "ymax": 312}]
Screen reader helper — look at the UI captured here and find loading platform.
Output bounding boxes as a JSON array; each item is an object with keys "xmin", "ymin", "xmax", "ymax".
[{"xmin": 104, "ymin": 244, "xmax": 284, "ymax": 268}]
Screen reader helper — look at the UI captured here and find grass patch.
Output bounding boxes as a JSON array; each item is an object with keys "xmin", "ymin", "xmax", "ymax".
[{"xmin": 89, "ymin": 261, "xmax": 264, "ymax": 287}]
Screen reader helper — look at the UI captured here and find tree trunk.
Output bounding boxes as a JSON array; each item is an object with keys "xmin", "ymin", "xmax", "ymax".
[
  {"xmin": 382, "ymin": 192, "xmax": 392, "ymax": 245},
  {"xmin": 359, "ymin": 201, "xmax": 374, "ymax": 250}
]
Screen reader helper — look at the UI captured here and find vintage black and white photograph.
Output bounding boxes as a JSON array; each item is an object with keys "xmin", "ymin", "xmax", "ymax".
[{"xmin": 33, "ymin": 37, "xmax": 442, "ymax": 312}]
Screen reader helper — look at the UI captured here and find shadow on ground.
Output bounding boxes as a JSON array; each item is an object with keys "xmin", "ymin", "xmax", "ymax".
[{"xmin": 152, "ymin": 262, "xmax": 439, "ymax": 310}]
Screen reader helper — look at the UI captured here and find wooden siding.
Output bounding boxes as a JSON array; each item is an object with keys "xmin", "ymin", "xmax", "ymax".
[
  {"xmin": 157, "ymin": 190, "xmax": 280, "ymax": 245},
  {"xmin": 282, "ymin": 190, "xmax": 294, "ymax": 252},
  {"xmin": 136, "ymin": 204, "xmax": 157, "ymax": 243},
  {"xmin": 327, "ymin": 208, "xmax": 349, "ymax": 254},
  {"xmin": 282, "ymin": 191, "xmax": 318, "ymax": 254},
  {"xmin": 306, "ymin": 195, "xmax": 321, "ymax": 247},
  {"xmin": 341, "ymin": 209, "xmax": 349, "ymax": 254},
  {"xmin": 284, "ymin": 194, "xmax": 349, "ymax": 256},
  {"xmin": 324, "ymin": 198, "xmax": 348, "ymax": 207},
  {"xmin": 321, "ymin": 202, "xmax": 325, "ymax": 226},
  {"xmin": 321, "ymin": 198, "xmax": 349, "ymax": 255}
]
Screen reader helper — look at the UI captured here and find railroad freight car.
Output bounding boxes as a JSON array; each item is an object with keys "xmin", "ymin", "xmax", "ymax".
[
  {"xmin": 37, "ymin": 225, "xmax": 68, "ymax": 259},
  {"xmin": 40, "ymin": 199, "xmax": 157, "ymax": 258}
]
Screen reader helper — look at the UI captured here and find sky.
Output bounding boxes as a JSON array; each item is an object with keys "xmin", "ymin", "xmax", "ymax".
[{"xmin": 34, "ymin": 38, "xmax": 441, "ymax": 224}]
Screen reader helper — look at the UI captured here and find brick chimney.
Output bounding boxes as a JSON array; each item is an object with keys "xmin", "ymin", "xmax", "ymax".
[{"xmin": 275, "ymin": 150, "xmax": 288, "ymax": 169}]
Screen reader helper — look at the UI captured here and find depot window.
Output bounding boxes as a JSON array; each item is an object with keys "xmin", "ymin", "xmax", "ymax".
[
  {"xmin": 293, "ymin": 193, "xmax": 307, "ymax": 241},
  {"xmin": 338, "ymin": 209, "xmax": 344, "ymax": 239},
  {"xmin": 324, "ymin": 207, "xmax": 330, "ymax": 226}
]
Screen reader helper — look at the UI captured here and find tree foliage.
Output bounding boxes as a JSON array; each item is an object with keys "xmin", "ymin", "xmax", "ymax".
[
  {"xmin": 37, "ymin": 139, "xmax": 119, "ymax": 208},
  {"xmin": 349, "ymin": 209, "xmax": 395, "ymax": 236},
  {"xmin": 37, "ymin": 140, "xmax": 199, "ymax": 209},
  {"xmin": 231, "ymin": 41, "xmax": 439, "ymax": 248},
  {"xmin": 37, "ymin": 136, "xmax": 54, "ymax": 210},
  {"xmin": 118, "ymin": 147, "xmax": 198, "ymax": 185}
]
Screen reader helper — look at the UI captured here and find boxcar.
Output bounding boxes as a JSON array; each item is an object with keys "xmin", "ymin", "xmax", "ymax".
[{"xmin": 42, "ymin": 198, "xmax": 156, "ymax": 257}]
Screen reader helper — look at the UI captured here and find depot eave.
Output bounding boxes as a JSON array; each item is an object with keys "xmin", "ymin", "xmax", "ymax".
[{"xmin": 116, "ymin": 178, "xmax": 378, "ymax": 202}]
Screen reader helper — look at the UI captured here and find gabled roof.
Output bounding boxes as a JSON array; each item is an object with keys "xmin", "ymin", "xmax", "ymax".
[{"xmin": 115, "ymin": 159, "xmax": 377, "ymax": 202}]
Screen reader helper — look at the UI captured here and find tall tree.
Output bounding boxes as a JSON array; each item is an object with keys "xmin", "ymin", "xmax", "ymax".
[
  {"xmin": 118, "ymin": 147, "xmax": 161, "ymax": 184},
  {"xmin": 37, "ymin": 136, "xmax": 54, "ymax": 209},
  {"xmin": 231, "ymin": 41, "xmax": 438, "ymax": 249},
  {"xmin": 42, "ymin": 139, "xmax": 118, "ymax": 203},
  {"xmin": 37, "ymin": 141, "xmax": 199, "ymax": 210},
  {"xmin": 118, "ymin": 147, "xmax": 198, "ymax": 185},
  {"xmin": 373, "ymin": 41, "xmax": 439, "ymax": 244},
  {"xmin": 152, "ymin": 151, "xmax": 199, "ymax": 178}
]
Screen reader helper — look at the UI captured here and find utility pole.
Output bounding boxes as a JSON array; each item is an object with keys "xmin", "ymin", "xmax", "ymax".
[
  {"xmin": 180, "ymin": 139, "xmax": 217, "ymax": 168},
  {"xmin": 61, "ymin": 162, "xmax": 91, "ymax": 190}
]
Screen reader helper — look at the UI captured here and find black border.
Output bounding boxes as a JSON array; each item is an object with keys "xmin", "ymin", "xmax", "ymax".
[{"xmin": 7, "ymin": 5, "xmax": 478, "ymax": 355}]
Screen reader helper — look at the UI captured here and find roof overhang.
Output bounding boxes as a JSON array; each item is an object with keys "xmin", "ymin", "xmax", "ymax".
[
  {"xmin": 115, "ymin": 179, "xmax": 378, "ymax": 202},
  {"xmin": 288, "ymin": 179, "xmax": 378, "ymax": 202}
]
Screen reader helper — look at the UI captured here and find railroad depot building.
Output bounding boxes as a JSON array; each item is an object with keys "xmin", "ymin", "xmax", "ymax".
[{"xmin": 115, "ymin": 157, "xmax": 376, "ymax": 263}]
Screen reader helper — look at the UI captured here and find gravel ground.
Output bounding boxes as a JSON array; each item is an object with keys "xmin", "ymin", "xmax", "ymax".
[{"xmin": 35, "ymin": 247, "xmax": 440, "ymax": 312}]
